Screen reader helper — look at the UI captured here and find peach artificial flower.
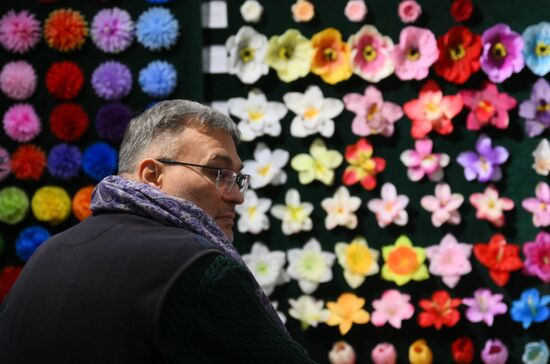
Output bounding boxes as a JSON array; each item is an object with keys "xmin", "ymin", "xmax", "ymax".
[
  {"xmin": 291, "ymin": 0, "xmax": 315, "ymax": 22},
  {"xmin": 326, "ymin": 292, "xmax": 370, "ymax": 335}
]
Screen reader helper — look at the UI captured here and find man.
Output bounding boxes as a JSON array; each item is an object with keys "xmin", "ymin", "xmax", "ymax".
[{"xmin": 0, "ymin": 100, "xmax": 317, "ymax": 363}]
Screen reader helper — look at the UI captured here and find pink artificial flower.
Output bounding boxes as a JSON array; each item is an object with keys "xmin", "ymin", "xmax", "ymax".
[
  {"xmin": 2, "ymin": 103, "xmax": 41, "ymax": 142},
  {"xmin": 522, "ymin": 181, "xmax": 550, "ymax": 227},
  {"xmin": 400, "ymin": 138, "xmax": 450, "ymax": 182},
  {"xmin": 0, "ymin": 10, "xmax": 41, "ymax": 54},
  {"xmin": 403, "ymin": 80, "xmax": 463, "ymax": 139},
  {"xmin": 425, "ymin": 233, "xmax": 472, "ymax": 288},
  {"xmin": 367, "ymin": 182, "xmax": 409, "ymax": 228},
  {"xmin": 343, "ymin": 86, "xmax": 403, "ymax": 137},
  {"xmin": 470, "ymin": 186, "xmax": 514, "ymax": 227},
  {"xmin": 345, "ymin": 0, "xmax": 367, "ymax": 22},
  {"xmin": 348, "ymin": 25, "xmax": 395, "ymax": 82},
  {"xmin": 398, "ymin": 0, "xmax": 422, "ymax": 24},
  {"xmin": 371, "ymin": 343, "xmax": 397, "ymax": 364},
  {"xmin": 523, "ymin": 231, "xmax": 550, "ymax": 283},
  {"xmin": 421, "ymin": 183, "xmax": 464, "ymax": 227},
  {"xmin": 459, "ymin": 82, "xmax": 517, "ymax": 131},
  {"xmin": 371, "ymin": 289, "xmax": 414, "ymax": 328},
  {"xmin": 393, "ymin": 26, "xmax": 439, "ymax": 80},
  {"xmin": 462, "ymin": 288, "xmax": 507, "ymax": 326}
]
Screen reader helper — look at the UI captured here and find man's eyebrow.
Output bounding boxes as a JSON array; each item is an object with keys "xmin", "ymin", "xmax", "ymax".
[{"xmin": 208, "ymin": 154, "xmax": 243, "ymax": 171}]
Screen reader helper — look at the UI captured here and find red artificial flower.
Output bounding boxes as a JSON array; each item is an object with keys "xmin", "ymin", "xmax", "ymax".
[
  {"xmin": 342, "ymin": 138, "xmax": 386, "ymax": 190},
  {"xmin": 46, "ymin": 61, "xmax": 85, "ymax": 100},
  {"xmin": 49, "ymin": 103, "xmax": 89, "ymax": 142},
  {"xmin": 450, "ymin": 0, "xmax": 473, "ymax": 22},
  {"xmin": 473, "ymin": 234, "xmax": 523, "ymax": 287},
  {"xmin": 418, "ymin": 290, "xmax": 461, "ymax": 330},
  {"xmin": 0, "ymin": 265, "xmax": 23, "ymax": 301},
  {"xmin": 10, "ymin": 144, "xmax": 46, "ymax": 181},
  {"xmin": 451, "ymin": 336, "xmax": 474, "ymax": 364},
  {"xmin": 43, "ymin": 8, "xmax": 88, "ymax": 52},
  {"xmin": 434, "ymin": 26, "xmax": 482, "ymax": 84}
]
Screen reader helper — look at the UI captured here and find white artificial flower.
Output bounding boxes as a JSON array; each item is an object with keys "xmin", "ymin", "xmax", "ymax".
[
  {"xmin": 242, "ymin": 242, "xmax": 289, "ymax": 296},
  {"xmin": 242, "ymin": 142, "xmax": 289, "ymax": 189},
  {"xmin": 227, "ymin": 89, "xmax": 287, "ymax": 141},
  {"xmin": 321, "ymin": 186, "xmax": 361, "ymax": 230},
  {"xmin": 225, "ymin": 27, "xmax": 269, "ymax": 84},
  {"xmin": 367, "ymin": 182, "xmax": 409, "ymax": 228},
  {"xmin": 240, "ymin": 0, "xmax": 263, "ymax": 23},
  {"xmin": 235, "ymin": 190, "xmax": 271, "ymax": 234},
  {"xmin": 288, "ymin": 295, "xmax": 329, "ymax": 330},
  {"xmin": 533, "ymin": 138, "xmax": 550, "ymax": 176},
  {"xmin": 283, "ymin": 85, "xmax": 344, "ymax": 138},
  {"xmin": 287, "ymin": 238, "xmax": 335, "ymax": 293},
  {"xmin": 271, "ymin": 189, "xmax": 313, "ymax": 235},
  {"xmin": 271, "ymin": 301, "xmax": 287, "ymax": 324}
]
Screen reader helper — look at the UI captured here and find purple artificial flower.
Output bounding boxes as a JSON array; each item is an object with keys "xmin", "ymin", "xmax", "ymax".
[
  {"xmin": 480, "ymin": 23, "xmax": 524, "ymax": 83},
  {"xmin": 462, "ymin": 288, "xmax": 507, "ymax": 326},
  {"xmin": 481, "ymin": 339, "xmax": 509, "ymax": 364},
  {"xmin": 523, "ymin": 231, "xmax": 550, "ymax": 283},
  {"xmin": 457, "ymin": 134, "xmax": 509, "ymax": 182},
  {"xmin": 91, "ymin": 8, "xmax": 134, "ymax": 54},
  {"xmin": 95, "ymin": 103, "xmax": 133, "ymax": 144},
  {"xmin": 519, "ymin": 78, "xmax": 550, "ymax": 137},
  {"xmin": 47, "ymin": 144, "xmax": 82, "ymax": 181},
  {"xmin": 91, "ymin": 61, "xmax": 132, "ymax": 101}
]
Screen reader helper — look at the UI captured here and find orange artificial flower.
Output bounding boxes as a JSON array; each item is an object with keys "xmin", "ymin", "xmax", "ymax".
[
  {"xmin": 326, "ymin": 292, "xmax": 370, "ymax": 335},
  {"xmin": 311, "ymin": 28, "xmax": 353, "ymax": 85}
]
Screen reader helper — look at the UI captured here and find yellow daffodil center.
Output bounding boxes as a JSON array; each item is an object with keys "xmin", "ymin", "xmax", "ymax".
[
  {"xmin": 288, "ymin": 205, "xmax": 305, "ymax": 221},
  {"xmin": 388, "ymin": 246, "xmax": 418, "ymax": 275},
  {"xmin": 535, "ymin": 41, "xmax": 550, "ymax": 57},
  {"xmin": 345, "ymin": 244, "xmax": 372, "ymax": 275},
  {"xmin": 314, "ymin": 160, "xmax": 327, "ymax": 174},
  {"xmin": 239, "ymin": 46, "xmax": 255, "ymax": 63},
  {"xmin": 247, "ymin": 110, "xmax": 264, "ymax": 122},
  {"xmin": 407, "ymin": 48, "xmax": 420, "ymax": 61},
  {"xmin": 258, "ymin": 164, "xmax": 271, "ymax": 177},
  {"xmin": 492, "ymin": 42, "xmax": 507, "ymax": 60},
  {"xmin": 362, "ymin": 45, "xmax": 377, "ymax": 62},
  {"xmin": 304, "ymin": 107, "xmax": 319, "ymax": 120},
  {"xmin": 323, "ymin": 47, "xmax": 338, "ymax": 61},
  {"xmin": 248, "ymin": 206, "xmax": 257, "ymax": 218},
  {"xmin": 278, "ymin": 46, "xmax": 292, "ymax": 60},
  {"xmin": 256, "ymin": 261, "xmax": 269, "ymax": 275},
  {"xmin": 449, "ymin": 44, "xmax": 466, "ymax": 61}
]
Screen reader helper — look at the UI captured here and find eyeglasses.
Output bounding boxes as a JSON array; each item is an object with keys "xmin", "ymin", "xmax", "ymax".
[{"xmin": 156, "ymin": 159, "xmax": 250, "ymax": 194}]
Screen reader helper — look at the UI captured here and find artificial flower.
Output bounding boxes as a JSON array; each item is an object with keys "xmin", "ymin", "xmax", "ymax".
[
  {"xmin": 393, "ymin": 26, "xmax": 439, "ymax": 80},
  {"xmin": 367, "ymin": 182, "xmax": 409, "ymax": 228},
  {"xmin": 0, "ymin": 147, "xmax": 10, "ymax": 182},
  {"xmin": 310, "ymin": 28, "xmax": 353, "ymax": 84},
  {"xmin": 284, "ymin": 85, "xmax": 344, "ymax": 138},
  {"xmin": 291, "ymin": 0, "xmax": 315, "ymax": 23},
  {"xmin": 138, "ymin": 60, "xmax": 177, "ymax": 98},
  {"xmin": 240, "ymin": 0, "xmax": 263, "ymax": 23},
  {"xmin": 522, "ymin": 22, "xmax": 550, "ymax": 76},
  {"xmin": 371, "ymin": 343, "xmax": 397, "ymax": 364},
  {"xmin": 291, "ymin": 138, "xmax": 343, "ymax": 185},
  {"xmin": 523, "ymin": 341, "xmax": 550, "ymax": 364},
  {"xmin": 321, "ymin": 186, "xmax": 361, "ymax": 230},
  {"xmin": 82, "ymin": 142, "xmax": 118, "ymax": 181},
  {"xmin": 228, "ymin": 89, "xmax": 286, "ymax": 141},
  {"xmin": 43, "ymin": 8, "xmax": 88, "ymax": 52},
  {"xmin": 326, "ymin": 292, "xmax": 370, "ymax": 335},
  {"xmin": 265, "ymin": 29, "xmax": 313, "ymax": 82},
  {"xmin": 451, "ymin": 336, "xmax": 474, "ymax": 364},
  {"xmin": 225, "ymin": 26, "xmax": 269, "ymax": 84},
  {"xmin": 271, "ymin": 189, "xmax": 313, "ymax": 235},
  {"xmin": 474, "ymin": 234, "xmax": 523, "ymax": 286},
  {"xmin": 335, "ymin": 236, "xmax": 379, "ymax": 288},
  {"xmin": 135, "ymin": 7, "xmax": 179, "ymax": 51},
  {"xmin": 469, "ymin": 186, "xmax": 514, "ymax": 227},
  {"xmin": 10, "ymin": 144, "xmax": 46, "ymax": 181},
  {"xmin": 480, "ymin": 23, "xmax": 525, "ymax": 83},
  {"xmin": 510, "ymin": 288, "xmax": 550, "ymax": 329},
  {"xmin": 348, "ymin": 25, "xmax": 394, "ymax": 82},
  {"xmin": 418, "ymin": 290, "xmax": 461, "ymax": 329},
  {"xmin": 0, "ymin": 266, "xmax": 23, "ymax": 302},
  {"xmin": 457, "ymin": 134, "xmax": 509, "ymax": 183},
  {"xmin": 532, "ymin": 139, "xmax": 550, "ymax": 175},
  {"xmin": 403, "ymin": 80, "xmax": 462, "ymax": 138},
  {"xmin": 409, "ymin": 339, "xmax": 432, "ymax": 364},
  {"xmin": 49, "ymin": 103, "xmax": 89, "ymax": 142},
  {"xmin": 519, "ymin": 78, "xmax": 550, "ymax": 137},
  {"xmin": 31, "ymin": 186, "xmax": 71, "ymax": 225},
  {"xmin": 3, "ymin": 103, "xmax": 41, "ymax": 143},
  {"xmin": 343, "ymin": 85, "xmax": 403, "ymax": 137},
  {"xmin": 242, "ymin": 242, "xmax": 288, "ymax": 296},
  {"xmin": 72, "ymin": 185, "xmax": 94, "ymax": 221},
  {"xmin": 328, "ymin": 341, "xmax": 356, "ymax": 364},
  {"xmin": 235, "ymin": 190, "xmax": 271, "ymax": 234},
  {"xmin": 0, "ymin": 61, "xmax": 37, "ymax": 100},
  {"xmin": 242, "ymin": 142, "xmax": 289, "ymax": 189},
  {"xmin": 288, "ymin": 295, "xmax": 329, "ymax": 330},
  {"xmin": 91, "ymin": 61, "xmax": 132, "ymax": 101},
  {"xmin": 434, "ymin": 26, "xmax": 482, "ymax": 84},
  {"xmin": 0, "ymin": 187, "xmax": 29, "ymax": 225},
  {"xmin": 523, "ymin": 231, "xmax": 550, "ymax": 283},
  {"xmin": 371, "ymin": 289, "xmax": 414, "ymax": 328},
  {"xmin": 344, "ymin": 0, "xmax": 367, "ymax": 22},
  {"xmin": 522, "ymin": 182, "xmax": 550, "ymax": 227},
  {"xmin": 91, "ymin": 7, "xmax": 134, "ymax": 53},
  {"xmin": 421, "ymin": 183, "xmax": 464, "ymax": 227},
  {"xmin": 400, "ymin": 138, "xmax": 450, "ymax": 181},
  {"xmin": 45, "ymin": 61, "xmax": 84, "ymax": 100},
  {"xmin": 425, "ymin": 233, "xmax": 472, "ymax": 288},
  {"xmin": 459, "ymin": 82, "xmax": 517, "ymax": 130},
  {"xmin": 342, "ymin": 138, "xmax": 386, "ymax": 190},
  {"xmin": 47, "ymin": 144, "xmax": 81, "ymax": 181},
  {"xmin": 95, "ymin": 103, "xmax": 132, "ymax": 144},
  {"xmin": 0, "ymin": 10, "xmax": 41, "ymax": 54},
  {"xmin": 481, "ymin": 339, "xmax": 508, "ymax": 364},
  {"xmin": 462, "ymin": 288, "xmax": 507, "ymax": 326},
  {"xmin": 15, "ymin": 225, "xmax": 50, "ymax": 262},
  {"xmin": 286, "ymin": 238, "xmax": 335, "ymax": 294},
  {"xmin": 398, "ymin": 0, "xmax": 422, "ymax": 24},
  {"xmin": 450, "ymin": 0, "xmax": 473, "ymax": 22},
  {"xmin": 381, "ymin": 235, "xmax": 429, "ymax": 286}
]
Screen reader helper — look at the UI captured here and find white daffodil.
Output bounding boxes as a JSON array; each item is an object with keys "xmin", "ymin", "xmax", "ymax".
[
  {"xmin": 288, "ymin": 295, "xmax": 330, "ymax": 330},
  {"xmin": 225, "ymin": 26, "xmax": 269, "ymax": 84},
  {"xmin": 335, "ymin": 236, "xmax": 379, "ymax": 289},
  {"xmin": 321, "ymin": 186, "xmax": 361, "ymax": 230},
  {"xmin": 228, "ymin": 89, "xmax": 287, "ymax": 141},
  {"xmin": 287, "ymin": 238, "xmax": 335, "ymax": 293},
  {"xmin": 235, "ymin": 190, "xmax": 271, "ymax": 234},
  {"xmin": 533, "ymin": 139, "xmax": 550, "ymax": 176},
  {"xmin": 242, "ymin": 242, "xmax": 289, "ymax": 296},
  {"xmin": 271, "ymin": 189, "xmax": 313, "ymax": 235},
  {"xmin": 242, "ymin": 142, "xmax": 289, "ymax": 189},
  {"xmin": 291, "ymin": 138, "xmax": 343, "ymax": 185},
  {"xmin": 271, "ymin": 301, "xmax": 287, "ymax": 324},
  {"xmin": 283, "ymin": 85, "xmax": 344, "ymax": 138}
]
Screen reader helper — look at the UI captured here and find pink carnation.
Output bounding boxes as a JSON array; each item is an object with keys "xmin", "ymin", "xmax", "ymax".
[
  {"xmin": 0, "ymin": 10, "xmax": 41, "ymax": 54},
  {"xmin": 0, "ymin": 60, "xmax": 37, "ymax": 100},
  {"xmin": 2, "ymin": 103, "xmax": 41, "ymax": 142},
  {"xmin": 345, "ymin": 0, "xmax": 367, "ymax": 22},
  {"xmin": 398, "ymin": 0, "xmax": 422, "ymax": 23}
]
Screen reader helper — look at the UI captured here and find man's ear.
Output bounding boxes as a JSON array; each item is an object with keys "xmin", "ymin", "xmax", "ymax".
[{"xmin": 137, "ymin": 159, "xmax": 163, "ymax": 188}]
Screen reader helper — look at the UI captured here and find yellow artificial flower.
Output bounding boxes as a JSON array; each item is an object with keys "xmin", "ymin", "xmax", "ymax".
[
  {"xmin": 381, "ymin": 235, "xmax": 429, "ymax": 286},
  {"xmin": 291, "ymin": 138, "xmax": 343, "ymax": 185},
  {"xmin": 311, "ymin": 28, "xmax": 353, "ymax": 84},
  {"xmin": 326, "ymin": 292, "xmax": 370, "ymax": 335},
  {"xmin": 409, "ymin": 339, "xmax": 433, "ymax": 364},
  {"xmin": 31, "ymin": 186, "xmax": 71, "ymax": 225},
  {"xmin": 335, "ymin": 237, "xmax": 379, "ymax": 288},
  {"xmin": 266, "ymin": 29, "xmax": 313, "ymax": 82}
]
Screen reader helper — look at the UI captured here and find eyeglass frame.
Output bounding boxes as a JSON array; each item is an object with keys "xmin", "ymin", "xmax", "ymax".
[{"xmin": 155, "ymin": 159, "xmax": 250, "ymax": 194}]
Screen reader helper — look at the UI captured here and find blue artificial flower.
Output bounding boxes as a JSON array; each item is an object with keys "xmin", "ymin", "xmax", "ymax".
[
  {"xmin": 523, "ymin": 340, "xmax": 550, "ymax": 364},
  {"xmin": 15, "ymin": 226, "xmax": 50, "ymax": 262},
  {"xmin": 135, "ymin": 7, "xmax": 179, "ymax": 51},
  {"xmin": 510, "ymin": 288, "xmax": 550, "ymax": 329},
  {"xmin": 139, "ymin": 60, "xmax": 177, "ymax": 98},
  {"xmin": 82, "ymin": 142, "xmax": 118, "ymax": 181},
  {"xmin": 47, "ymin": 144, "xmax": 81, "ymax": 181},
  {"xmin": 523, "ymin": 22, "xmax": 550, "ymax": 76}
]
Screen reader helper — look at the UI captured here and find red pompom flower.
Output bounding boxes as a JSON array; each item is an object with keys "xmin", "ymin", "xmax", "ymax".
[
  {"xmin": 49, "ymin": 103, "xmax": 89, "ymax": 142},
  {"xmin": 45, "ymin": 61, "xmax": 84, "ymax": 100},
  {"xmin": 434, "ymin": 26, "xmax": 482, "ymax": 84},
  {"xmin": 10, "ymin": 144, "xmax": 46, "ymax": 180},
  {"xmin": 0, "ymin": 265, "xmax": 23, "ymax": 301},
  {"xmin": 418, "ymin": 290, "xmax": 461, "ymax": 329}
]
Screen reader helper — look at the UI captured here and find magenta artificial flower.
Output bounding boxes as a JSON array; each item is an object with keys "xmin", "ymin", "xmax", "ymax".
[
  {"xmin": 425, "ymin": 233, "xmax": 472, "ymax": 288},
  {"xmin": 343, "ymin": 86, "xmax": 403, "ymax": 137},
  {"xmin": 2, "ymin": 103, "xmax": 41, "ymax": 143},
  {"xmin": 480, "ymin": 23, "xmax": 525, "ymax": 83},
  {"xmin": 523, "ymin": 231, "xmax": 550, "ymax": 283},
  {"xmin": 400, "ymin": 138, "xmax": 450, "ymax": 182},
  {"xmin": 367, "ymin": 182, "xmax": 409, "ymax": 228},
  {"xmin": 393, "ymin": 26, "xmax": 439, "ymax": 80},
  {"xmin": 91, "ymin": 7, "xmax": 134, "ymax": 53},
  {"xmin": 398, "ymin": 0, "xmax": 422, "ymax": 24},
  {"xmin": 522, "ymin": 182, "xmax": 550, "ymax": 227},
  {"xmin": 519, "ymin": 78, "xmax": 550, "ymax": 137},
  {"xmin": 0, "ymin": 10, "xmax": 41, "ymax": 54},
  {"xmin": 462, "ymin": 288, "xmax": 507, "ymax": 326},
  {"xmin": 348, "ymin": 25, "xmax": 395, "ymax": 82},
  {"xmin": 457, "ymin": 134, "xmax": 509, "ymax": 183},
  {"xmin": 459, "ymin": 82, "xmax": 517, "ymax": 131},
  {"xmin": 371, "ymin": 289, "xmax": 414, "ymax": 328},
  {"xmin": 371, "ymin": 343, "xmax": 397, "ymax": 364},
  {"xmin": 421, "ymin": 183, "xmax": 464, "ymax": 227},
  {"xmin": 481, "ymin": 339, "xmax": 509, "ymax": 364},
  {"xmin": 0, "ymin": 60, "xmax": 37, "ymax": 100},
  {"xmin": 470, "ymin": 186, "xmax": 514, "ymax": 227}
]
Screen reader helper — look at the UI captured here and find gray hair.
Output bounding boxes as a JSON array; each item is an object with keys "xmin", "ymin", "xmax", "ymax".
[{"xmin": 118, "ymin": 100, "xmax": 240, "ymax": 174}]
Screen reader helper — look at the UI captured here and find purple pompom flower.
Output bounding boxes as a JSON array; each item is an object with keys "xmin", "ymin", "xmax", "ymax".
[
  {"xmin": 95, "ymin": 103, "xmax": 132, "ymax": 144},
  {"xmin": 457, "ymin": 134, "xmax": 509, "ymax": 183},
  {"xmin": 91, "ymin": 61, "xmax": 132, "ymax": 101},
  {"xmin": 91, "ymin": 7, "xmax": 134, "ymax": 53},
  {"xmin": 480, "ymin": 23, "xmax": 524, "ymax": 83},
  {"xmin": 519, "ymin": 78, "xmax": 550, "ymax": 137},
  {"xmin": 0, "ymin": 60, "xmax": 37, "ymax": 100},
  {"xmin": 3, "ymin": 103, "xmax": 41, "ymax": 142},
  {"xmin": 0, "ymin": 147, "xmax": 10, "ymax": 181},
  {"xmin": 47, "ymin": 144, "xmax": 81, "ymax": 181}
]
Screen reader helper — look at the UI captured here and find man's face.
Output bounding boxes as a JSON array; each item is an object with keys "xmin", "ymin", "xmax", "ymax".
[{"xmin": 158, "ymin": 127, "xmax": 244, "ymax": 241}]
